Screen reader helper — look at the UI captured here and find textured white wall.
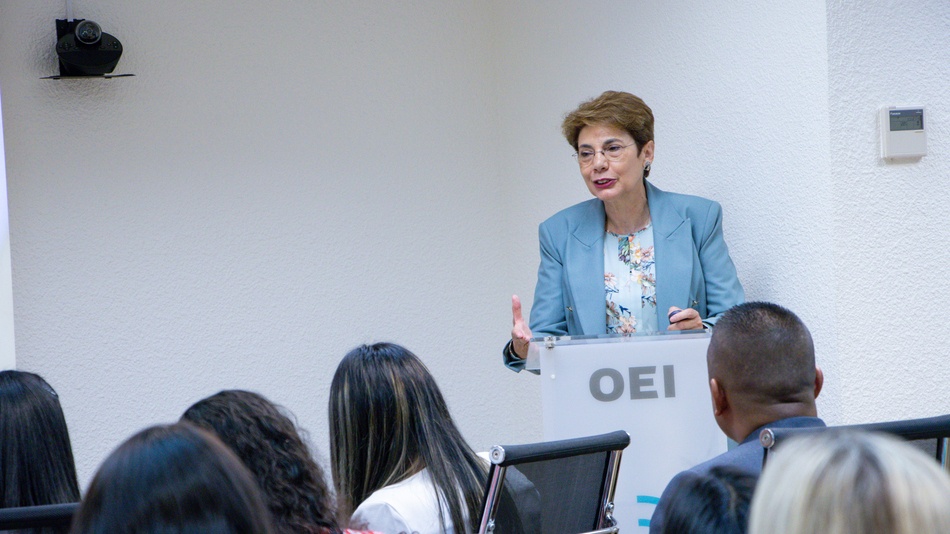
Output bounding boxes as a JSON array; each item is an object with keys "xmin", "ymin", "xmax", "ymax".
[
  {"xmin": 1, "ymin": 0, "xmax": 948, "ymax": 492},
  {"xmin": 0, "ymin": 1, "xmax": 535, "ymax": 485},
  {"xmin": 827, "ymin": 0, "xmax": 950, "ymax": 422}
]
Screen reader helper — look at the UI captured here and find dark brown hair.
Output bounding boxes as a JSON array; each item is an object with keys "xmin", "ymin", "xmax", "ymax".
[
  {"xmin": 70, "ymin": 423, "xmax": 274, "ymax": 534},
  {"xmin": 0, "ymin": 370, "xmax": 80, "ymax": 527},
  {"xmin": 182, "ymin": 390, "xmax": 340, "ymax": 534}
]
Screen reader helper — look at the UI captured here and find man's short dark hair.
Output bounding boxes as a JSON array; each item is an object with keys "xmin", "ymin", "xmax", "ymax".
[{"xmin": 709, "ymin": 302, "xmax": 815, "ymax": 404}]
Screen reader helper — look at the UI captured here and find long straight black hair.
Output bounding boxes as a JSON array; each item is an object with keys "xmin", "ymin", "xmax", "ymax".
[
  {"xmin": 0, "ymin": 371, "xmax": 80, "ymax": 515},
  {"xmin": 329, "ymin": 343, "xmax": 486, "ymax": 532}
]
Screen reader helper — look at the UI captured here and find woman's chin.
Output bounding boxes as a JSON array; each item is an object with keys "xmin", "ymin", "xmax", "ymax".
[{"xmin": 590, "ymin": 187, "xmax": 625, "ymax": 203}]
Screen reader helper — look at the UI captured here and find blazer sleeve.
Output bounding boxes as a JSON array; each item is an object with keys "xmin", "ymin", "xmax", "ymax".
[
  {"xmin": 529, "ymin": 222, "xmax": 570, "ymax": 337},
  {"xmin": 503, "ymin": 221, "xmax": 569, "ymax": 373},
  {"xmin": 697, "ymin": 201, "xmax": 744, "ymax": 328}
]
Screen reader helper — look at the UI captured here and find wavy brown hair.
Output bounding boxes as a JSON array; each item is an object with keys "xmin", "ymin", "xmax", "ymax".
[
  {"xmin": 561, "ymin": 90, "xmax": 655, "ymax": 165},
  {"xmin": 182, "ymin": 390, "xmax": 339, "ymax": 534}
]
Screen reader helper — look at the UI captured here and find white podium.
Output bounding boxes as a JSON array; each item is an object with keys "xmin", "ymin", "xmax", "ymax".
[{"xmin": 526, "ymin": 332, "xmax": 727, "ymax": 530}]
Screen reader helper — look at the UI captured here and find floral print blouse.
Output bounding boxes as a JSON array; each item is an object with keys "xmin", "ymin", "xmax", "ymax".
[{"xmin": 604, "ymin": 224, "xmax": 658, "ymax": 334}]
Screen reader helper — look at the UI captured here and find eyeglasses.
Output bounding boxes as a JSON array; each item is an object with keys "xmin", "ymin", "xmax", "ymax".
[{"xmin": 573, "ymin": 143, "xmax": 636, "ymax": 166}]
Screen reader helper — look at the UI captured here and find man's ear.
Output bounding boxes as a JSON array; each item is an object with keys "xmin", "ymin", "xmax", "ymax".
[
  {"xmin": 814, "ymin": 366, "xmax": 824, "ymax": 399},
  {"xmin": 710, "ymin": 378, "xmax": 728, "ymax": 416}
]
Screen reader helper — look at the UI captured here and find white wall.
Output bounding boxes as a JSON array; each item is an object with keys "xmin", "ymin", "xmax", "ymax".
[
  {"xmin": 827, "ymin": 0, "xmax": 950, "ymax": 421},
  {"xmin": 1, "ymin": 0, "xmax": 948, "ymax": 490},
  {"xmin": 0, "ymin": 1, "xmax": 537, "ymax": 484}
]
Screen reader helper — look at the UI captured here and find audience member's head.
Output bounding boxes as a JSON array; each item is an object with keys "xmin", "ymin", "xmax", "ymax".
[
  {"xmin": 0, "ymin": 370, "xmax": 80, "ymax": 512},
  {"xmin": 329, "ymin": 342, "xmax": 485, "ymax": 532},
  {"xmin": 181, "ymin": 389, "xmax": 339, "ymax": 534},
  {"xmin": 660, "ymin": 466, "xmax": 755, "ymax": 534},
  {"xmin": 707, "ymin": 302, "xmax": 822, "ymax": 441},
  {"xmin": 749, "ymin": 430, "xmax": 950, "ymax": 534},
  {"xmin": 70, "ymin": 422, "xmax": 274, "ymax": 534}
]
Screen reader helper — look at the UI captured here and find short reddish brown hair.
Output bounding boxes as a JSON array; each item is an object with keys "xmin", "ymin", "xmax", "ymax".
[{"xmin": 561, "ymin": 91, "xmax": 654, "ymax": 153}]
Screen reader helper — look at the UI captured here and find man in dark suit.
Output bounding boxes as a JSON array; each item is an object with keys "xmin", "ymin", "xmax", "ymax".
[{"xmin": 649, "ymin": 301, "xmax": 825, "ymax": 533}]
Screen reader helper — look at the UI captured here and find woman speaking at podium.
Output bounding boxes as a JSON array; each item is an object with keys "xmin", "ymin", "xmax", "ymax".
[{"xmin": 504, "ymin": 91, "xmax": 744, "ymax": 372}]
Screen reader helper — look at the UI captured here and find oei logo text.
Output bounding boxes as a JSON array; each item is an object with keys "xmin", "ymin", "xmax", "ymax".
[{"xmin": 589, "ymin": 365, "xmax": 675, "ymax": 402}]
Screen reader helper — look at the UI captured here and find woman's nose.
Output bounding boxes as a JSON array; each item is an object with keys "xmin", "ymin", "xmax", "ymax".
[{"xmin": 592, "ymin": 150, "xmax": 609, "ymax": 169}]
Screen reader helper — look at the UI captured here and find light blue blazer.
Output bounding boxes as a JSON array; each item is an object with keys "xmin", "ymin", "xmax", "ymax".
[{"xmin": 506, "ymin": 181, "xmax": 744, "ymax": 371}]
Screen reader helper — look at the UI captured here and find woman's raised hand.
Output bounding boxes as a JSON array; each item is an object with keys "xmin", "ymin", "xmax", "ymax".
[{"xmin": 510, "ymin": 295, "xmax": 533, "ymax": 360}]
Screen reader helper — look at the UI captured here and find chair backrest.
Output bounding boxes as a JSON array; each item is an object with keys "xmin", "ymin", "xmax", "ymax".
[
  {"xmin": 0, "ymin": 502, "xmax": 79, "ymax": 530},
  {"xmin": 478, "ymin": 430, "xmax": 630, "ymax": 534},
  {"xmin": 760, "ymin": 414, "xmax": 950, "ymax": 470}
]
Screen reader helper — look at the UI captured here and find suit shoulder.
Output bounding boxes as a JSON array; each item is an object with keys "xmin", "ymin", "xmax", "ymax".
[
  {"xmin": 540, "ymin": 198, "xmax": 601, "ymax": 229},
  {"xmin": 687, "ymin": 441, "xmax": 765, "ymax": 478}
]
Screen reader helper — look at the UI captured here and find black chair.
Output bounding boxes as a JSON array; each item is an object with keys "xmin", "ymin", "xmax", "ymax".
[
  {"xmin": 759, "ymin": 414, "xmax": 950, "ymax": 468},
  {"xmin": 0, "ymin": 502, "xmax": 79, "ymax": 530},
  {"xmin": 478, "ymin": 430, "xmax": 630, "ymax": 534}
]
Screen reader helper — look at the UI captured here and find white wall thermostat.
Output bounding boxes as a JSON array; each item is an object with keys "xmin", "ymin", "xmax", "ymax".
[{"xmin": 880, "ymin": 106, "xmax": 926, "ymax": 159}]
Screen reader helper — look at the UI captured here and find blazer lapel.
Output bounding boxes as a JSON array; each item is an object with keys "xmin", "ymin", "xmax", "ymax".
[
  {"xmin": 567, "ymin": 200, "xmax": 608, "ymax": 335},
  {"xmin": 648, "ymin": 182, "xmax": 693, "ymax": 329}
]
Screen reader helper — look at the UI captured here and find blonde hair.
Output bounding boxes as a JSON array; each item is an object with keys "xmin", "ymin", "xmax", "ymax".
[{"xmin": 748, "ymin": 430, "xmax": 950, "ymax": 534}]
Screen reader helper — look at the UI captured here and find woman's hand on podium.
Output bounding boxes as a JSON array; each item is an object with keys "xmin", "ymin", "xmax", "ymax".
[
  {"xmin": 510, "ymin": 295, "xmax": 533, "ymax": 360},
  {"xmin": 667, "ymin": 306, "xmax": 703, "ymax": 331}
]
